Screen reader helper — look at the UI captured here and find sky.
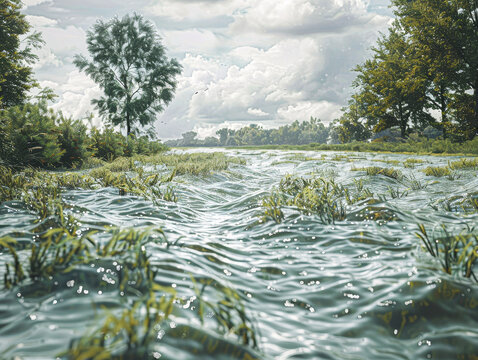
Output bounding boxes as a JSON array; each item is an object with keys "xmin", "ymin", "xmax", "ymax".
[{"xmin": 23, "ymin": 0, "xmax": 394, "ymax": 139}]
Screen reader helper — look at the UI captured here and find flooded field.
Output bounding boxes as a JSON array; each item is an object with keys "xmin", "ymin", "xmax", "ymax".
[{"xmin": 1, "ymin": 149, "xmax": 477, "ymax": 359}]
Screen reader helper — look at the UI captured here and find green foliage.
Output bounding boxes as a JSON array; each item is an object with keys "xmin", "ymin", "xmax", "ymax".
[
  {"xmin": 0, "ymin": 101, "xmax": 64, "ymax": 167},
  {"xmin": 57, "ymin": 116, "xmax": 91, "ymax": 168},
  {"xmin": 393, "ymin": 0, "xmax": 478, "ymax": 139},
  {"xmin": 261, "ymin": 192, "xmax": 285, "ymax": 224},
  {"xmin": 422, "ymin": 166, "xmax": 451, "ymax": 177},
  {"xmin": 138, "ymin": 152, "xmax": 245, "ymax": 176},
  {"xmin": 166, "ymin": 117, "xmax": 331, "ymax": 147},
  {"xmin": 74, "ymin": 13, "xmax": 182, "ymax": 136},
  {"xmin": 448, "ymin": 157, "xmax": 478, "ymax": 170},
  {"xmin": 0, "ymin": 101, "xmax": 167, "ymax": 169},
  {"xmin": 89, "ymin": 127, "xmax": 126, "ymax": 161},
  {"xmin": 336, "ymin": 99, "xmax": 372, "ymax": 143},
  {"xmin": 351, "ymin": 166, "xmax": 402, "ymax": 180},
  {"xmin": 340, "ymin": 0, "xmax": 478, "ymax": 141},
  {"xmin": 240, "ymin": 137, "xmax": 478, "ymax": 156},
  {"xmin": 416, "ymin": 224, "xmax": 478, "ymax": 282},
  {"xmin": 65, "ymin": 291, "xmax": 175, "ymax": 359},
  {"xmin": 0, "ymin": 0, "xmax": 44, "ymax": 108}
]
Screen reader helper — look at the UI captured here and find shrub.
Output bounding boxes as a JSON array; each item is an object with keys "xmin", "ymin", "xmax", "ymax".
[
  {"xmin": 0, "ymin": 101, "xmax": 64, "ymax": 167},
  {"xmin": 57, "ymin": 116, "xmax": 91, "ymax": 168},
  {"xmin": 89, "ymin": 127, "xmax": 126, "ymax": 161}
]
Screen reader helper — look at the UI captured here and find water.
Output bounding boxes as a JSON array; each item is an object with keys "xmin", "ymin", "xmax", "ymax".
[{"xmin": 1, "ymin": 149, "xmax": 478, "ymax": 359}]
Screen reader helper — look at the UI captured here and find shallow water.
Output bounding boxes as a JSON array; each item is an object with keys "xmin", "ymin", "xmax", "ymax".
[{"xmin": 1, "ymin": 149, "xmax": 478, "ymax": 359}]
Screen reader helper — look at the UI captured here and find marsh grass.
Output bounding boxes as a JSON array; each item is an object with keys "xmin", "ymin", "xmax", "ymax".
[
  {"xmin": 387, "ymin": 186, "xmax": 408, "ymax": 199},
  {"xmin": 137, "ymin": 152, "xmax": 246, "ymax": 176},
  {"xmin": 261, "ymin": 175, "xmax": 379, "ymax": 224},
  {"xmin": 63, "ymin": 289, "xmax": 176, "ymax": 359},
  {"xmin": 285, "ymin": 153, "xmax": 317, "ymax": 162},
  {"xmin": 351, "ymin": 166, "xmax": 402, "ymax": 180},
  {"xmin": 0, "ymin": 161, "xmax": 259, "ymax": 358},
  {"xmin": 192, "ymin": 278, "xmax": 258, "ymax": 348},
  {"xmin": 422, "ymin": 166, "xmax": 451, "ymax": 177},
  {"xmin": 416, "ymin": 224, "xmax": 478, "ymax": 282},
  {"xmin": 261, "ymin": 192, "xmax": 285, "ymax": 223},
  {"xmin": 371, "ymin": 159, "xmax": 401, "ymax": 165},
  {"xmin": 448, "ymin": 158, "xmax": 478, "ymax": 170},
  {"xmin": 403, "ymin": 158, "xmax": 425, "ymax": 168},
  {"xmin": 400, "ymin": 174, "xmax": 428, "ymax": 190}
]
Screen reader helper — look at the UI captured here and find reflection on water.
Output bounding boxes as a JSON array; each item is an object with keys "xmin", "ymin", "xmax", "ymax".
[{"xmin": 1, "ymin": 149, "xmax": 478, "ymax": 359}]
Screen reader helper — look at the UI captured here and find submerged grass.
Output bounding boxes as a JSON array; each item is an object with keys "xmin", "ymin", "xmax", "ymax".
[
  {"xmin": 422, "ymin": 166, "xmax": 451, "ymax": 177},
  {"xmin": 0, "ymin": 157, "xmax": 259, "ymax": 359},
  {"xmin": 351, "ymin": 166, "xmax": 402, "ymax": 180},
  {"xmin": 261, "ymin": 175, "xmax": 380, "ymax": 224},
  {"xmin": 137, "ymin": 152, "xmax": 246, "ymax": 175},
  {"xmin": 448, "ymin": 157, "xmax": 478, "ymax": 170},
  {"xmin": 416, "ymin": 224, "xmax": 478, "ymax": 282}
]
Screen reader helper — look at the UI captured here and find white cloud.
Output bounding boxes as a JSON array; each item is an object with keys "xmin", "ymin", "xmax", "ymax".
[
  {"xmin": 192, "ymin": 121, "xmax": 249, "ymax": 139},
  {"xmin": 162, "ymin": 29, "xmax": 222, "ymax": 54},
  {"xmin": 277, "ymin": 101, "xmax": 342, "ymax": 124},
  {"xmin": 39, "ymin": 25, "xmax": 87, "ymax": 58},
  {"xmin": 32, "ymin": 47, "xmax": 62, "ymax": 69},
  {"xmin": 146, "ymin": 0, "xmax": 250, "ymax": 22},
  {"xmin": 42, "ymin": 70, "xmax": 102, "ymax": 126},
  {"xmin": 230, "ymin": 0, "xmax": 388, "ymax": 35},
  {"xmin": 23, "ymin": 0, "xmax": 52, "ymax": 9},
  {"xmin": 187, "ymin": 37, "xmax": 325, "ymax": 121},
  {"xmin": 23, "ymin": 0, "xmax": 391, "ymax": 139},
  {"xmin": 247, "ymin": 108, "xmax": 269, "ymax": 117},
  {"xmin": 25, "ymin": 15, "xmax": 57, "ymax": 27}
]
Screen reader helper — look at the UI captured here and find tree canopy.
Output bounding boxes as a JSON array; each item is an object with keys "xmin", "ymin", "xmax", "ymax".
[
  {"xmin": 74, "ymin": 13, "xmax": 182, "ymax": 136},
  {"xmin": 0, "ymin": 0, "xmax": 43, "ymax": 108},
  {"xmin": 338, "ymin": 0, "xmax": 478, "ymax": 141}
]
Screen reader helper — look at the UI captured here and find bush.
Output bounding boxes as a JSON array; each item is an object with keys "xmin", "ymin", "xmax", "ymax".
[
  {"xmin": 89, "ymin": 127, "xmax": 126, "ymax": 161},
  {"xmin": 57, "ymin": 116, "xmax": 91, "ymax": 168},
  {"xmin": 0, "ymin": 101, "xmax": 64, "ymax": 168}
]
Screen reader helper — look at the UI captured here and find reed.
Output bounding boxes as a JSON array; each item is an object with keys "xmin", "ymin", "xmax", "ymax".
[
  {"xmin": 416, "ymin": 224, "xmax": 478, "ymax": 282},
  {"xmin": 422, "ymin": 166, "xmax": 451, "ymax": 177},
  {"xmin": 351, "ymin": 166, "xmax": 402, "ymax": 180},
  {"xmin": 448, "ymin": 158, "xmax": 478, "ymax": 170}
]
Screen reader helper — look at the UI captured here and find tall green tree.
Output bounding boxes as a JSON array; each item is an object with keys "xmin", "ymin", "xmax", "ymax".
[
  {"xmin": 74, "ymin": 13, "xmax": 182, "ymax": 136},
  {"xmin": 393, "ymin": 0, "xmax": 478, "ymax": 139},
  {"xmin": 353, "ymin": 24, "xmax": 431, "ymax": 137},
  {"xmin": 336, "ymin": 99, "xmax": 371, "ymax": 143},
  {"xmin": 0, "ymin": 0, "xmax": 43, "ymax": 108}
]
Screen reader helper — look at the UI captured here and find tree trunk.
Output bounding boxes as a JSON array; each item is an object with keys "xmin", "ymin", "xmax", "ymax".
[
  {"xmin": 440, "ymin": 85, "xmax": 448, "ymax": 139},
  {"xmin": 398, "ymin": 101, "xmax": 406, "ymax": 138},
  {"xmin": 473, "ymin": 76, "xmax": 478, "ymax": 139},
  {"xmin": 126, "ymin": 113, "xmax": 131, "ymax": 136}
]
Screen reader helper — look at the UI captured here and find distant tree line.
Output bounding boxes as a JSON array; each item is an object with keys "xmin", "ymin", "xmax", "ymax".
[
  {"xmin": 165, "ymin": 117, "xmax": 332, "ymax": 146},
  {"xmin": 337, "ymin": 0, "xmax": 478, "ymax": 142}
]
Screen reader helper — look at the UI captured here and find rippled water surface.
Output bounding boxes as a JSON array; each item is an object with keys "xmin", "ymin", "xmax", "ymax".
[{"xmin": 1, "ymin": 149, "xmax": 478, "ymax": 359}]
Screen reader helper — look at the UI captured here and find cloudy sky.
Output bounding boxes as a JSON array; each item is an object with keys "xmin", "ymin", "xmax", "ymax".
[{"xmin": 23, "ymin": 0, "xmax": 393, "ymax": 139}]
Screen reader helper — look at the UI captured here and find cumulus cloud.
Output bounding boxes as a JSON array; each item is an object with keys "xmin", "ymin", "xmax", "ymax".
[
  {"xmin": 32, "ymin": 47, "xmax": 63, "ymax": 69},
  {"xmin": 24, "ymin": 0, "xmax": 391, "ymax": 139},
  {"xmin": 25, "ymin": 14, "xmax": 57, "ymax": 27},
  {"xmin": 186, "ymin": 38, "xmax": 325, "ymax": 122},
  {"xmin": 247, "ymin": 108, "xmax": 269, "ymax": 117},
  {"xmin": 42, "ymin": 70, "xmax": 102, "ymax": 126},
  {"xmin": 230, "ymin": 0, "xmax": 388, "ymax": 35},
  {"xmin": 23, "ymin": 0, "xmax": 52, "ymax": 9},
  {"xmin": 161, "ymin": 29, "xmax": 223, "ymax": 54},
  {"xmin": 146, "ymin": 0, "xmax": 249, "ymax": 22},
  {"xmin": 277, "ymin": 101, "xmax": 342, "ymax": 124}
]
